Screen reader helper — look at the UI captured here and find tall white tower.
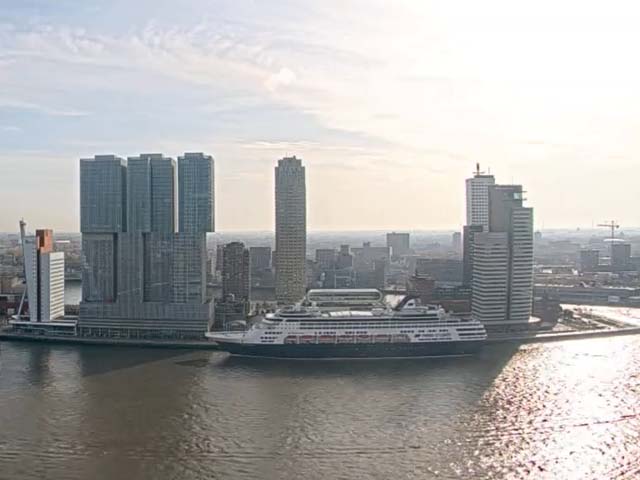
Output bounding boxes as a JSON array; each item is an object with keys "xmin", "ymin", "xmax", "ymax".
[{"xmin": 465, "ymin": 164, "xmax": 495, "ymax": 231}]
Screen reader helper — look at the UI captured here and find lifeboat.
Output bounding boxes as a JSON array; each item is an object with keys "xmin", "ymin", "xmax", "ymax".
[
  {"xmin": 392, "ymin": 334, "xmax": 410, "ymax": 343},
  {"xmin": 337, "ymin": 335, "xmax": 355, "ymax": 344},
  {"xmin": 318, "ymin": 335, "xmax": 337, "ymax": 344},
  {"xmin": 284, "ymin": 336, "xmax": 298, "ymax": 344},
  {"xmin": 356, "ymin": 335, "xmax": 372, "ymax": 344},
  {"xmin": 299, "ymin": 335, "xmax": 317, "ymax": 344},
  {"xmin": 374, "ymin": 334, "xmax": 391, "ymax": 343}
]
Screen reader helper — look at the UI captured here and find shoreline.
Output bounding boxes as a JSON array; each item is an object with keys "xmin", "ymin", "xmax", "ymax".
[{"xmin": 2, "ymin": 326, "xmax": 640, "ymax": 350}]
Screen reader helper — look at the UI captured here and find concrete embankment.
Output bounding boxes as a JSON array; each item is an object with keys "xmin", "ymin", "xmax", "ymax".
[
  {"xmin": 2, "ymin": 327, "xmax": 640, "ymax": 350},
  {"xmin": 0, "ymin": 331, "xmax": 219, "ymax": 350},
  {"xmin": 487, "ymin": 327, "xmax": 640, "ymax": 345}
]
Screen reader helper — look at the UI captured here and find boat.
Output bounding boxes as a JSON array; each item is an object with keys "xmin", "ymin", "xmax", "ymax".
[{"xmin": 206, "ymin": 289, "xmax": 487, "ymax": 359}]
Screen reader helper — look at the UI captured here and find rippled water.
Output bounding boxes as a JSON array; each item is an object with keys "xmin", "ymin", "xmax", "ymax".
[{"xmin": 1, "ymin": 338, "xmax": 639, "ymax": 479}]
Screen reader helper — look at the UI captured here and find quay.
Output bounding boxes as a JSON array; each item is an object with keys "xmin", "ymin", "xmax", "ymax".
[{"xmin": 2, "ymin": 325, "xmax": 640, "ymax": 350}]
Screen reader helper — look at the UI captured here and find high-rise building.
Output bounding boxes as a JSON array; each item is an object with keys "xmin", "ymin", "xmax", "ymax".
[
  {"xmin": 80, "ymin": 155, "xmax": 127, "ymax": 303},
  {"xmin": 222, "ymin": 242, "xmax": 250, "ymax": 302},
  {"xmin": 465, "ymin": 165, "xmax": 495, "ymax": 231},
  {"xmin": 127, "ymin": 154, "xmax": 175, "ymax": 233},
  {"xmin": 22, "ymin": 229, "xmax": 65, "ymax": 321},
  {"xmin": 79, "ymin": 154, "xmax": 213, "ymax": 339},
  {"xmin": 471, "ymin": 184, "xmax": 534, "ymax": 329},
  {"xmin": 386, "ymin": 232, "xmax": 411, "ymax": 257},
  {"xmin": 275, "ymin": 156, "xmax": 306, "ymax": 304},
  {"xmin": 178, "ymin": 152, "xmax": 215, "ymax": 233}
]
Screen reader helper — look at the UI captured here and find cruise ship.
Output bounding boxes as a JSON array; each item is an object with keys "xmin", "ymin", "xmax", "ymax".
[{"xmin": 206, "ymin": 289, "xmax": 487, "ymax": 359}]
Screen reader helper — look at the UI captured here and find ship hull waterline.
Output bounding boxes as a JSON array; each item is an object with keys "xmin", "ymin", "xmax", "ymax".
[{"xmin": 212, "ymin": 340, "xmax": 485, "ymax": 359}]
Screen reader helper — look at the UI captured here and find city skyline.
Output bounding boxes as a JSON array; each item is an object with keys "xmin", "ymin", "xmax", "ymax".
[{"xmin": 2, "ymin": 1, "xmax": 640, "ymax": 232}]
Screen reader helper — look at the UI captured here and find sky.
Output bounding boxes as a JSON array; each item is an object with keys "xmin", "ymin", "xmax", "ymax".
[{"xmin": 1, "ymin": 0, "xmax": 639, "ymax": 232}]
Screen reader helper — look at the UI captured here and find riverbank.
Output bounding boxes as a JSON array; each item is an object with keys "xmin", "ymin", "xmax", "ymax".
[
  {"xmin": 2, "ymin": 326, "xmax": 640, "ymax": 350},
  {"xmin": 0, "ymin": 331, "xmax": 219, "ymax": 350}
]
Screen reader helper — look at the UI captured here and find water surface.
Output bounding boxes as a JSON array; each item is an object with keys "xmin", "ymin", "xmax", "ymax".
[{"xmin": 1, "ymin": 338, "xmax": 639, "ymax": 479}]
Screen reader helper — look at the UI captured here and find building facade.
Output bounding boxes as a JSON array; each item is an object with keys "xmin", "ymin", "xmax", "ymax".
[
  {"xmin": 79, "ymin": 154, "xmax": 213, "ymax": 339},
  {"xmin": 386, "ymin": 232, "xmax": 411, "ymax": 257},
  {"xmin": 274, "ymin": 156, "xmax": 307, "ymax": 304},
  {"xmin": 249, "ymin": 246, "xmax": 271, "ymax": 274},
  {"xmin": 22, "ymin": 229, "xmax": 65, "ymax": 321},
  {"xmin": 465, "ymin": 166, "xmax": 495, "ymax": 230},
  {"xmin": 222, "ymin": 242, "xmax": 251, "ymax": 302},
  {"xmin": 471, "ymin": 184, "xmax": 534, "ymax": 330},
  {"xmin": 178, "ymin": 152, "xmax": 215, "ymax": 234},
  {"xmin": 127, "ymin": 154, "xmax": 176, "ymax": 233}
]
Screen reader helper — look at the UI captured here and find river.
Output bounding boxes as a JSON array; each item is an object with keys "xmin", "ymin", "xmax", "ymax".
[{"xmin": 1, "ymin": 338, "xmax": 639, "ymax": 479}]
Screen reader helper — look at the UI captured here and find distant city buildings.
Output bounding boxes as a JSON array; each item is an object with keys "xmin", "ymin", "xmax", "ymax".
[
  {"xmin": 611, "ymin": 242, "xmax": 632, "ymax": 272},
  {"xmin": 452, "ymin": 231, "xmax": 462, "ymax": 254},
  {"xmin": 579, "ymin": 249, "xmax": 600, "ymax": 273},
  {"xmin": 352, "ymin": 242, "xmax": 389, "ymax": 289},
  {"xmin": 222, "ymin": 242, "xmax": 250, "ymax": 302},
  {"xmin": 386, "ymin": 232, "xmax": 411, "ymax": 258},
  {"xmin": 275, "ymin": 156, "xmax": 306, "ymax": 304},
  {"xmin": 79, "ymin": 153, "xmax": 214, "ymax": 339}
]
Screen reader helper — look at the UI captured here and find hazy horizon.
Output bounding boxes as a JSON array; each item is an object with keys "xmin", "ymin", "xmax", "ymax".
[{"xmin": 2, "ymin": 1, "xmax": 640, "ymax": 232}]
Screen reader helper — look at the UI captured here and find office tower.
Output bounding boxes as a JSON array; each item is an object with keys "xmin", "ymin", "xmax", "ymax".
[
  {"xmin": 79, "ymin": 154, "xmax": 213, "ymax": 339},
  {"xmin": 462, "ymin": 225, "xmax": 483, "ymax": 286},
  {"xmin": 471, "ymin": 184, "xmax": 534, "ymax": 329},
  {"xmin": 386, "ymin": 232, "xmax": 411, "ymax": 257},
  {"xmin": 178, "ymin": 152, "xmax": 215, "ymax": 233},
  {"xmin": 611, "ymin": 243, "xmax": 631, "ymax": 272},
  {"xmin": 579, "ymin": 249, "xmax": 600, "ymax": 272},
  {"xmin": 22, "ymin": 229, "xmax": 65, "ymax": 321},
  {"xmin": 127, "ymin": 154, "xmax": 176, "ymax": 233},
  {"xmin": 80, "ymin": 155, "xmax": 128, "ymax": 234},
  {"xmin": 249, "ymin": 247, "xmax": 271, "ymax": 274},
  {"xmin": 80, "ymin": 155, "xmax": 126, "ymax": 303},
  {"xmin": 275, "ymin": 156, "xmax": 306, "ymax": 304},
  {"xmin": 465, "ymin": 164, "xmax": 495, "ymax": 230},
  {"xmin": 222, "ymin": 242, "xmax": 250, "ymax": 302}
]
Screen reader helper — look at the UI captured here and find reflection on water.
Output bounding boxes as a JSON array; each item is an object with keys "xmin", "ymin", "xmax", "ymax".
[{"xmin": 1, "ymin": 338, "xmax": 639, "ymax": 479}]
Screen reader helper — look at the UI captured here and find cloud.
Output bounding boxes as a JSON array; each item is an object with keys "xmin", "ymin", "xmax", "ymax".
[{"xmin": 265, "ymin": 67, "xmax": 296, "ymax": 91}]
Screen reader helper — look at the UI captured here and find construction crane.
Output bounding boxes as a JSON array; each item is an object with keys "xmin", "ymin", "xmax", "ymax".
[
  {"xmin": 598, "ymin": 220, "xmax": 620, "ymax": 243},
  {"xmin": 15, "ymin": 219, "xmax": 28, "ymax": 319}
]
